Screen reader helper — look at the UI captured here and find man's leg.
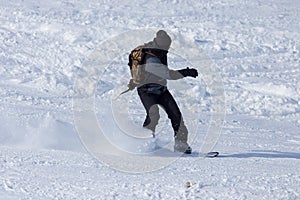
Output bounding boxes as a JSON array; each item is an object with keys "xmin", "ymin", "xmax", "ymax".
[
  {"xmin": 137, "ymin": 89, "xmax": 160, "ymax": 134},
  {"xmin": 158, "ymin": 90, "xmax": 191, "ymax": 153}
]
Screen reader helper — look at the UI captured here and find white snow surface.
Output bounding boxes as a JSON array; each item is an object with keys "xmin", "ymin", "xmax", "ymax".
[{"xmin": 1, "ymin": 0, "xmax": 300, "ymax": 199}]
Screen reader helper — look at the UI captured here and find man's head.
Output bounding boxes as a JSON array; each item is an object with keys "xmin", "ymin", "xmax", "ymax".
[{"xmin": 154, "ymin": 30, "xmax": 172, "ymax": 50}]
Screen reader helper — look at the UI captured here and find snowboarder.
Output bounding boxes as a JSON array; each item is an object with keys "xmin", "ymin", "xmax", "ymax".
[{"xmin": 127, "ymin": 30, "xmax": 198, "ymax": 154}]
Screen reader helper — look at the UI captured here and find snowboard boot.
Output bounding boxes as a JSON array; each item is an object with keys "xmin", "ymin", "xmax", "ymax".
[
  {"xmin": 174, "ymin": 140, "xmax": 192, "ymax": 154},
  {"xmin": 174, "ymin": 129, "xmax": 191, "ymax": 154}
]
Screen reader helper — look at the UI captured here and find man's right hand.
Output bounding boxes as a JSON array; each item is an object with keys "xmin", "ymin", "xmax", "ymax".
[{"xmin": 128, "ymin": 79, "xmax": 137, "ymax": 90}]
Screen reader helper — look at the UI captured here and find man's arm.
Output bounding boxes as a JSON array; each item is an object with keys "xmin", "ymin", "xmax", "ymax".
[{"xmin": 144, "ymin": 57, "xmax": 198, "ymax": 80}]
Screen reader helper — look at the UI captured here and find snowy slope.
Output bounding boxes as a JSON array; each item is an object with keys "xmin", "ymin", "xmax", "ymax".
[{"xmin": 0, "ymin": 0, "xmax": 300, "ymax": 199}]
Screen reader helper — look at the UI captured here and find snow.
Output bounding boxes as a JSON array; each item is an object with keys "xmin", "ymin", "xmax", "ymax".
[{"xmin": 1, "ymin": 0, "xmax": 300, "ymax": 199}]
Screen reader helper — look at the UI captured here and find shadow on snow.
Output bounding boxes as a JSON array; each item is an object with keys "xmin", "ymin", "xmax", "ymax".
[{"xmin": 219, "ymin": 150, "xmax": 300, "ymax": 159}]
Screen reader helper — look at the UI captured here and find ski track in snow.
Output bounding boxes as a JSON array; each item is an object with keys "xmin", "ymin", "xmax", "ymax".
[{"xmin": 1, "ymin": 0, "xmax": 300, "ymax": 199}]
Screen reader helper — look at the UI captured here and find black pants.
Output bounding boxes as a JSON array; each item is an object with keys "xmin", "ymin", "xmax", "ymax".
[{"xmin": 137, "ymin": 86, "xmax": 188, "ymax": 142}]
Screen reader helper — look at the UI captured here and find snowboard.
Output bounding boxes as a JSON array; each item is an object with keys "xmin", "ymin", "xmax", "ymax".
[
  {"xmin": 181, "ymin": 151, "xmax": 219, "ymax": 157},
  {"xmin": 204, "ymin": 151, "xmax": 219, "ymax": 158}
]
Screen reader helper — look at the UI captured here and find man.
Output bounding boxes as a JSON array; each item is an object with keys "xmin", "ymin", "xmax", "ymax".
[{"xmin": 128, "ymin": 30, "xmax": 198, "ymax": 154}]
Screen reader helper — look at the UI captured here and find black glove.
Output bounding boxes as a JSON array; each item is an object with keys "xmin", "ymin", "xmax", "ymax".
[{"xmin": 177, "ymin": 67, "xmax": 198, "ymax": 78}]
